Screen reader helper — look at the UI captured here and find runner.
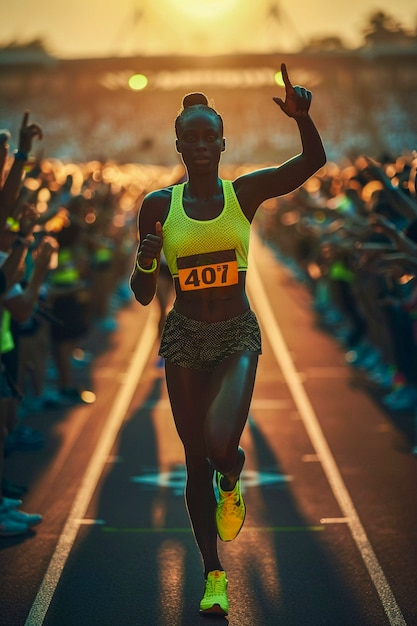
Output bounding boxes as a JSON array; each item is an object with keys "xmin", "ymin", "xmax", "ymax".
[{"xmin": 130, "ymin": 63, "xmax": 326, "ymax": 616}]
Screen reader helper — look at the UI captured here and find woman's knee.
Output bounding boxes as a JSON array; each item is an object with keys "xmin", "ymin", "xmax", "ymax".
[
  {"xmin": 207, "ymin": 441, "xmax": 240, "ymax": 476},
  {"xmin": 184, "ymin": 450, "xmax": 212, "ymax": 481}
]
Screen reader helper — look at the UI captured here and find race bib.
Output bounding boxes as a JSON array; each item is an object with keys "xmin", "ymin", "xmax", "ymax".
[{"xmin": 177, "ymin": 249, "xmax": 238, "ymax": 291}]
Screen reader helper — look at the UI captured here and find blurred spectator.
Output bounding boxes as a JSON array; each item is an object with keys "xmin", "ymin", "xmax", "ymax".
[
  {"xmin": 88, "ymin": 184, "xmax": 119, "ymax": 332},
  {"xmin": 45, "ymin": 193, "xmax": 93, "ymax": 403}
]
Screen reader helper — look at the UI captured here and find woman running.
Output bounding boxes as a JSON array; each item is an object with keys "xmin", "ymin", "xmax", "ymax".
[{"xmin": 130, "ymin": 63, "xmax": 326, "ymax": 616}]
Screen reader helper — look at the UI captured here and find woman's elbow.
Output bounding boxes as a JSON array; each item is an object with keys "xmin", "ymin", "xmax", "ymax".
[
  {"xmin": 309, "ymin": 152, "xmax": 326, "ymax": 176},
  {"xmin": 135, "ymin": 293, "xmax": 154, "ymax": 306},
  {"xmin": 129, "ymin": 279, "xmax": 153, "ymax": 306}
]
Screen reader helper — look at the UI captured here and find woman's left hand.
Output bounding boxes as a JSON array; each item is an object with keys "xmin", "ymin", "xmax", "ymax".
[
  {"xmin": 137, "ymin": 221, "xmax": 163, "ymax": 269},
  {"xmin": 273, "ymin": 63, "xmax": 312, "ymax": 119}
]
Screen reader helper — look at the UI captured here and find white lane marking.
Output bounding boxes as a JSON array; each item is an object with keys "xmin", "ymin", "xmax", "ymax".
[
  {"xmin": 250, "ymin": 398, "xmax": 292, "ymax": 409},
  {"xmin": 247, "ymin": 243, "xmax": 407, "ymax": 626},
  {"xmin": 25, "ymin": 308, "xmax": 158, "ymax": 626},
  {"xmin": 302, "ymin": 454, "xmax": 320, "ymax": 462},
  {"xmin": 303, "ymin": 366, "xmax": 348, "ymax": 378}
]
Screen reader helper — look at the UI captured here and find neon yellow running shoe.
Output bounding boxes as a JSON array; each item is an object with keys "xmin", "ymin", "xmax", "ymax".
[
  {"xmin": 216, "ymin": 471, "xmax": 246, "ymax": 542},
  {"xmin": 199, "ymin": 570, "xmax": 229, "ymax": 615}
]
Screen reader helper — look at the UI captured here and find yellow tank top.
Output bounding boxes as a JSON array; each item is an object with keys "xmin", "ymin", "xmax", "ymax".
[{"xmin": 162, "ymin": 180, "xmax": 250, "ymax": 279}]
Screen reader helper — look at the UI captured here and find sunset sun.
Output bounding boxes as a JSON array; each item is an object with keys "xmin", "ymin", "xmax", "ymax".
[
  {"xmin": 168, "ymin": 0, "xmax": 240, "ymax": 20},
  {"xmin": 148, "ymin": 0, "xmax": 261, "ymax": 55}
]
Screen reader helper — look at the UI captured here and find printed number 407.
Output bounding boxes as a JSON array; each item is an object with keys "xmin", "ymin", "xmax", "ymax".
[{"xmin": 184, "ymin": 264, "xmax": 228, "ymax": 287}]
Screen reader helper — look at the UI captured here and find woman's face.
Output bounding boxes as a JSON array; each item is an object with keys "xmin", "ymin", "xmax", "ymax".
[{"xmin": 176, "ymin": 109, "xmax": 225, "ymax": 175}]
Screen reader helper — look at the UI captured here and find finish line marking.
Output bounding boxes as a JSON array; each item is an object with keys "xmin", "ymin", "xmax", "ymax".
[
  {"xmin": 101, "ymin": 525, "xmax": 325, "ymax": 533},
  {"xmin": 247, "ymin": 238, "xmax": 407, "ymax": 626},
  {"xmin": 25, "ymin": 308, "xmax": 159, "ymax": 626}
]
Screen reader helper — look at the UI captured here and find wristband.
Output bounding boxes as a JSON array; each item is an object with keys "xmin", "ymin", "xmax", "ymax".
[
  {"xmin": 136, "ymin": 257, "xmax": 157, "ymax": 273},
  {"xmin": 5, "ymin": 217, "xmax": 20, "ymax": 232},
  {"xmin": 14, "ymin": 150, "xmax": 29, "ymax": 161}
]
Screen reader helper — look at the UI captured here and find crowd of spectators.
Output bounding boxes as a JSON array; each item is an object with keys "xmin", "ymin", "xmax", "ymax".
[
  {"xmin": 1, "ymin": 106, "xmax": 416, "ymax": 537},
  {"xmin": 0, "ymin": 111, "xmax": 185, "ymax": 536},
  {"xmin": 257, "ymin": 150, "xmax": 417, "ymax": 417}
]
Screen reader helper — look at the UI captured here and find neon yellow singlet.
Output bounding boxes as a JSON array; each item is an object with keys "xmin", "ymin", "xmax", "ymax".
[{"xmin": 162, "ymin": 180, "xmax": 250, "ymax": 283}]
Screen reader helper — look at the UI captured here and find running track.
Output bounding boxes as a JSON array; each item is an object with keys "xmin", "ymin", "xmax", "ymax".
[{"xmin": 1, "ymin": 233, "xmax": 416, "ymax": 626}]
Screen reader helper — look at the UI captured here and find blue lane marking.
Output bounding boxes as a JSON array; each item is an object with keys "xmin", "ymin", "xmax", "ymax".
[{"xmin": 130, "ymin": 466, "xmax": 292, "ymax": 496}]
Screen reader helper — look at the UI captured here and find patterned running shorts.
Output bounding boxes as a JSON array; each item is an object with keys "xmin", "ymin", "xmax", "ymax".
[{"xmin": 159, "ymin": 308, "xmax": 262, "ymax": 372}]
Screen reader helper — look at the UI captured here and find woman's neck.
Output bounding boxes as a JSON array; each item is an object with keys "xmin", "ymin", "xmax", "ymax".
[{"xmin": 185, "ymin": 175, "xmax": 222, "ymax": 201}]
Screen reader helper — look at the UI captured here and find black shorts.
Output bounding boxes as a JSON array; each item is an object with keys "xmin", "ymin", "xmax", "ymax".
[{"xmin": 159, "ymin": 308, "xmax": 262, "ymax": 372}]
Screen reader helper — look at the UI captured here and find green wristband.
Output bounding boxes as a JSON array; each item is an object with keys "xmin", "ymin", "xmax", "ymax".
[{"xmin": 136, "ymin": 257, "xmax": 157, "ymax": 273}]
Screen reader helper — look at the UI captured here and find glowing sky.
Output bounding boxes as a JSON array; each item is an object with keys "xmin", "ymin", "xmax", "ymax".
[{"xmin": 1, "ymin": 0, "xmax": 416, "ymax": 58}]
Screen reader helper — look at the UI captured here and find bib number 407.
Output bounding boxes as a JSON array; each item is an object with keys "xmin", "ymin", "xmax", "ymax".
[{"xmin": 178, "ymin": 260, "xmax": 238, "ymax": 291}]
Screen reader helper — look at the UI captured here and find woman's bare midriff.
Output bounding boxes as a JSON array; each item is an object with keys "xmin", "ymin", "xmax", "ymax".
[{"xmin": 172, "ymin": 272, "xmax": 249, "ymax": 322}]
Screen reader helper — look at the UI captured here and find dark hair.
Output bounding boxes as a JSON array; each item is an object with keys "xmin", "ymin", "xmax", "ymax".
[{"xmin": 175, "ymin": 92, "xmax": 223, "ymax": 137}]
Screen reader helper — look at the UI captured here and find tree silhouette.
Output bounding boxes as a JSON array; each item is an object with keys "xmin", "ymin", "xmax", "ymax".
[{"xmin": 362, "ymin": 10, "xmax": 416, "ymax": 47}]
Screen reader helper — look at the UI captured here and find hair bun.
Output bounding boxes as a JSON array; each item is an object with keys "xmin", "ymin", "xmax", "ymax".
[{"xmin": 182, "ymin": 92, "xmax": 208, "ymax": 108}]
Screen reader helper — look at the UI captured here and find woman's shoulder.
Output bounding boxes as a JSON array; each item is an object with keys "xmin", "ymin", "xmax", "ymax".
[
  {"xmin": 143, "ymin": 186, "xmax": 174, "ymax": 204},
  {"xmin": 142, "ymin": 186, "xmax": 175, "ymax": 211},
  {"xmin": 140, "ymin": 186, "xmax": 175, "ymax": 225}
]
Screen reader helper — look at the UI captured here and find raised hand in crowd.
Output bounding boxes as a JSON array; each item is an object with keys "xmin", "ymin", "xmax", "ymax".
[
  {"xmin": 361, "ymin": 155, "xmax": 417, "ymax": 223},
  {"xmin": 17, "ymin": 110, "xmax": 43, "ymax": 156},
  {"xmin": 368, "ymin": 212, "xmax": 417, "ymax": 256},
  {"xmin": 0, "ymin": 130, "xmax": 11, "ymax": 188},
  {"xmin": 0, "ymin": 111, "xmax": 43, "ymax": 229}
]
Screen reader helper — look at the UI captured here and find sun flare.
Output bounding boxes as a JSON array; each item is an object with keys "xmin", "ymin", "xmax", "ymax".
[
  {"xmin": 168, "ymin": 0, "xmax": 240, "ymax": 20},
  {"xmin": 148, "ymin": 1, "xmax": 262, "ymax": 55}
]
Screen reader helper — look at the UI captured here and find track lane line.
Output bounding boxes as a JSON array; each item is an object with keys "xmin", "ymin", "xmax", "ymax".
[
  {"xmin": 247, "ymin": 239, "xmax": 406, "ymax": 626},
  {"xmin": 25, "ymin": 308, "xmax": 158, "ymax": 626}
]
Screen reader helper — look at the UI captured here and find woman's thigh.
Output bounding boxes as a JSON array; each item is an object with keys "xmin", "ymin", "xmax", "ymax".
[
  {"xmin": 205, "ymin": 350, "xmax": 258, "ymax": 454},
  {"xmin": 165, "ymin": 361, "xmax": 210, "ymax": 454},
  {"xmin": 165, "ymin": 350, "xmax": 258, "ymax": 455}
]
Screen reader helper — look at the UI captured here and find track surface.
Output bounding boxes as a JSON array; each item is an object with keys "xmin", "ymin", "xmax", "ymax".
[{"xmin": 1, "ymin": 234, "xmax": 416, "ymax": 626}]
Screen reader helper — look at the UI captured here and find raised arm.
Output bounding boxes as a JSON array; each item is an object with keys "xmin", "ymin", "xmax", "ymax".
[
  {"xmin": 6, "ymin": 236, "xmax": 57, "ymax": 323},
  {"xmin": 369, "ymin": 213, "xmax": 417, "ymax": 256},
  {"xmin": 0, "ymin": 130, "xmax": 11, "ymax": 234},
  {"xmin": 0, "ymin": 203, "xmax": 40, "ymax": 300},
  {"xmin": 0, "ymin": 111, "xmax": 43, "ymax": 229},
  {"xmin": 234, "ymin": 63, "xmax": 326, "ymax": 220}
]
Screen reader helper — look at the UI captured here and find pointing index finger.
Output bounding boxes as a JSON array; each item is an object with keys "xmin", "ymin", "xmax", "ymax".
[
  {"xmin": 21, "ymin": 110, "xmax": 29, "ymax": 129},
  {"xmin": 281, "ymin": 63, "xmax": 293, "ymax": 89}
]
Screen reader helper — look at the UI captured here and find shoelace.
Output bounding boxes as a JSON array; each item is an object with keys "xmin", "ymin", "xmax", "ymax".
[
  {"xmin": 205, "ymin": 575, "xmax": 226, "ymax": 597},
  {"xmin": 218, "ymin": 485, "xmax": 241, "ymax": 517},
  {"xmin": 222, "ymin": 493, "xmax": 240, "ymax": 513}
]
